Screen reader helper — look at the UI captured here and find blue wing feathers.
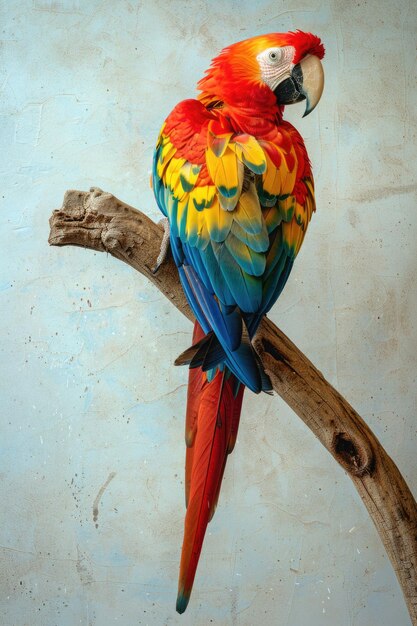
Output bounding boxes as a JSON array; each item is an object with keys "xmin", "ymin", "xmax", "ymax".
[
  {"xmin": 179, "ymin": 260, "xmax": 264, "ymax": 391},
  {"xmin": 178, "ymin": 267, "xmax": 211, "ymax": 334},
  {"xmin": 211, "ymin": 243, "xmax": 262, "ymax": 313}
]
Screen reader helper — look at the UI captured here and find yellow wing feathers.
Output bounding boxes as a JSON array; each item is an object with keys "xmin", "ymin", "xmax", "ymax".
[{"xmin": 155, "ymin": 123, "xmax": 315, "ymax": 260}]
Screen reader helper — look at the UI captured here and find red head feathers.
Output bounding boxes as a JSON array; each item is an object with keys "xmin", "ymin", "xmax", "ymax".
[{"xmin": 198, "ymin": 30, "xmax": 325, "ymax": 118}]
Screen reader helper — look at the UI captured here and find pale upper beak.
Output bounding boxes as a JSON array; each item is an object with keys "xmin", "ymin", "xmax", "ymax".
[{"xmin": 274, "ymin": 54, "xmax": 324, "ymax": 117}]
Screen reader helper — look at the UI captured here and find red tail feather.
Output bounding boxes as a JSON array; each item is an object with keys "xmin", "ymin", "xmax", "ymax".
[{"xmin": 176, "ymin": 321, "xmax": 245, "ymax": 613}]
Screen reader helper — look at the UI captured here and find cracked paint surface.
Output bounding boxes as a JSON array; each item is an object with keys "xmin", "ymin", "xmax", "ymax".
[{"xmin": 0, "ymin": 1, "xmax": 416, "ymax": 625}]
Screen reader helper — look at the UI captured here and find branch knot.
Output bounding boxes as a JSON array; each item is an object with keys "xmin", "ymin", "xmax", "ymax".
[{"xmin": 332, "ymin": 431, "xmax": 375, "ymax": 477}]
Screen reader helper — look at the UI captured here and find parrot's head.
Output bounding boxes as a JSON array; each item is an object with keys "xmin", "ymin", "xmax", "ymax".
[{"xmin": 198, "ymin": 31, "xmax": 325, "ymax": 118}]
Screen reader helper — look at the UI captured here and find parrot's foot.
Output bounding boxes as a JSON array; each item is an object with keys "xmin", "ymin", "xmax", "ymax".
[{"xmin": 152, "ymin": 217, "xmax": 170, "ymax": 274}]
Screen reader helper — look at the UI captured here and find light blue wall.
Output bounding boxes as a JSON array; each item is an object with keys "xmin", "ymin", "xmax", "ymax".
[{"xmin": 1, "ymin": 1, "xmax": 416, "ymax": 624}]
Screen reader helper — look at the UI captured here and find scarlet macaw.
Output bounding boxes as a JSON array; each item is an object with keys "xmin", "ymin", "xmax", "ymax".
[{"xmin": 152, "ymin": 30, "xmax": 325, "ymax": 613}]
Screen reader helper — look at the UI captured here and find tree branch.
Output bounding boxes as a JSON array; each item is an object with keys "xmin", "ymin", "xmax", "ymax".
[{"xmin": 49, "ymin": 187, "xmax": 417, "ymax": 623}]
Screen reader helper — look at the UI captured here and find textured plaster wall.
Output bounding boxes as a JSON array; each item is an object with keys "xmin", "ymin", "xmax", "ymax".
[{"xmin": 1, "ymin": 1, "xmax": 416, "ymax": 625}]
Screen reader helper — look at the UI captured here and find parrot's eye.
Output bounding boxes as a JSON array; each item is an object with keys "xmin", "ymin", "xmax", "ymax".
[{"xmin": 267, "ymin": 49, "xmax": 282, "ymax": 64}]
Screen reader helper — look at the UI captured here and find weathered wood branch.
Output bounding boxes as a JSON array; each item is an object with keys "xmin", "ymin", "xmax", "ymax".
[{"xmin": 49, "ymin": 187, "xmax": 417, "ymax": 623}]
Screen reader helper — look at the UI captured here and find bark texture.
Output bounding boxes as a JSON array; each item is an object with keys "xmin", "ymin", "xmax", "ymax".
[{"xmin": 49, "ymin": 187, "xmax": 417, "ymax": 624}]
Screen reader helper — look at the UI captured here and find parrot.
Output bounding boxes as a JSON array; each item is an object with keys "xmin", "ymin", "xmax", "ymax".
[{"xmin": 151, "ymin": 30, "xmax": 325, "ymax": 613}]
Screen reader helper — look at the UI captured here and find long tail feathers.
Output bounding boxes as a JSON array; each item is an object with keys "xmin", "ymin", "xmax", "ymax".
[{"xmin": 176, "ymin": 321, "xmax": 245, "ymax": 614}]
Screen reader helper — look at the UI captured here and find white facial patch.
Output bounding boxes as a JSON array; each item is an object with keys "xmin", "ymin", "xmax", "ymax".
[{"xmin": 256, "ymin": 46, "xmax": 295, "ymax": 92}]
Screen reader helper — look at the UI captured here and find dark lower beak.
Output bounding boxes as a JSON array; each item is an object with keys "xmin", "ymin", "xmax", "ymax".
[
  {"xmin": 274, "ymin": 55, "xmax": 324, "ymax": 117},
  {"xmin": 274, "ymin": 64, "xmax": 305, "ymax": 105}
]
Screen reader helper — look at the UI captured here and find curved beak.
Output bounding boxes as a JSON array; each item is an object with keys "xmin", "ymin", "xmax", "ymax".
[{"xmin": 274, "ymin": 54, "xmax": 324, "ymax": 117}]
